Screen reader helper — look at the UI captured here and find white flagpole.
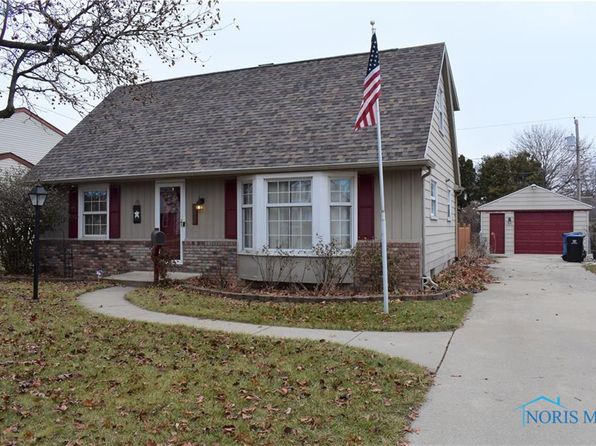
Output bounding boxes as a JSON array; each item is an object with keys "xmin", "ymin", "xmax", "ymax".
[{"xmin": 371, "ymin": 21, "xmax": 390, "ymax": 314}]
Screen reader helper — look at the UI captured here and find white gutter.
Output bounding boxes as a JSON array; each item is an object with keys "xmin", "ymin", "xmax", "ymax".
[{"xmin": 35, "ymin": 158, "xmax": 436, "ymax": 184}]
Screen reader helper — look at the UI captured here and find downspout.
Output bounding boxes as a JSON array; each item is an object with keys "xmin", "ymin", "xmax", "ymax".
[{"xmin": 420, "ymin": 166, "xmax": 432, "ymax": 278}]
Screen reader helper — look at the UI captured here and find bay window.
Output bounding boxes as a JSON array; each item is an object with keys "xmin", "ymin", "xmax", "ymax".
[
  {"xmin": 267, "ymin": 179, "xmax": 312, "ymax": 249},
  {"xmin": 239, "ymin": 173, "xmax": 356, "ymax": 253},
  {"xmin": 330, "ymin": 178, "xmax": 352, "ymax": 249}
]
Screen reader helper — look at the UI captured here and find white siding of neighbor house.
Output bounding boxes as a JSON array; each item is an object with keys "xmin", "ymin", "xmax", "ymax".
[
  {"xmin": 0, "ymin": 110, "xmax": 63, "ymax": 164},
  {"xmin": 374, "ymin": 169, "xmax": 423, "ymax": 242},
  {"xmin": 0, "ymin": 157, "xmax": 27, "ymax": 172},
  {"xmin": 423, "ymin": 70, "xmax": 457, "ymax": 276}
]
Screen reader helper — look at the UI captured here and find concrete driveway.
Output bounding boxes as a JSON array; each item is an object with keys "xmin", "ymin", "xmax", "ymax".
[{"xmin": 411, "ymin": 255, "xmax": 596, "ymax": 445}]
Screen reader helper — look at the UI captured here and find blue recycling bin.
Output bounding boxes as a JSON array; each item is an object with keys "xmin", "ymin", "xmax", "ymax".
[{"xmin": 562, "ymin": 232, "xmax": 586, "ymax": 262}]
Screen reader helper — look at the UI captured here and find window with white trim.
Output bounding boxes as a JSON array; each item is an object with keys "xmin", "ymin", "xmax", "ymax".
[
  {"xmin": 267, "ymin": 179, "xmax": 312, "ymax": 249},
  {"xmin": 241, "ymin": 183, "xmax": 253, "ymax": 249},
  {"xmin": 447, "ymin": 188, "xmax": 452, "ymax": 221},
  {"xmin": 430, "ymin": 180, "xmax": 438, "ymax": 219},
  {"xmin": 438, "ymin": 85, "xmax": 446, "ymax": 135},
  {"xmin": 83, "ymin": 189, "xmax": 108, "ymax": 236},
  {"xmin": 330, "ymin": 178, "xmax": 352, "ymax": 249}
]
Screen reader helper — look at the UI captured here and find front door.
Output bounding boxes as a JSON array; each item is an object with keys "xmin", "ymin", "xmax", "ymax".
[
  {"xmin": 155, "ymin": 182, "xmax": 185, "ymax": 263},
  {"xmin": 490, "ymin": 213, "xmax": 505, "ymax": 254}
]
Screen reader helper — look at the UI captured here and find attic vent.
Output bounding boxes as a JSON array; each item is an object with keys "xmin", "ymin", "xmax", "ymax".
[{"xmin": 258, "ymin": 63, "xmax": 275, "ymax": 67}]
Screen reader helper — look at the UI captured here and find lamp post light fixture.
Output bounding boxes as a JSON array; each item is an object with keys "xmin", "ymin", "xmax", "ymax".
[{"xmin": 28, "ymin": 183, "xmax": 48, "ymax": 301}]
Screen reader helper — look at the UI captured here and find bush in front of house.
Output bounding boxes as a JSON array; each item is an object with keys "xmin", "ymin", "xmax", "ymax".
[{"xmin": 0, "ymin": 169, "xmax": 65, "ymax": 274}]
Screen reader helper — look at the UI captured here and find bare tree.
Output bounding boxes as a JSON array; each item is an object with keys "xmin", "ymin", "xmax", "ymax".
[
  {"xmin": 0, "ymin": 0, "xmax": 225, "ymax": 118},
  {"xmin": 511, "ymin": 124, "xmax": 594, "ymax": 196}
]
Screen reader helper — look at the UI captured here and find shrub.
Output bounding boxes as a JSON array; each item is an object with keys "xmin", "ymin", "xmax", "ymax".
[
  {"xmin": 0, "ymin": 169, "xmax": 65, "ymax": 274},
  {"xmin": 308, "ymin": 238, "xmax": 353, "ymax": 294}
]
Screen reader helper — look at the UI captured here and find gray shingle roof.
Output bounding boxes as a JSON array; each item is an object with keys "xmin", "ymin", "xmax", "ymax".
[{"xmin": 31, "ymin": 43, "xmax": 446, "ymax": 182}]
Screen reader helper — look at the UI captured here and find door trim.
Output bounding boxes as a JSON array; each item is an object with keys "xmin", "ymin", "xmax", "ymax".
[{"xmin": 155, "ymin": 180, "xmax": 186, "ymax": 265}]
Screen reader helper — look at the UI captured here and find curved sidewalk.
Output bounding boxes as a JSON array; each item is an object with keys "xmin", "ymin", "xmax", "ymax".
[{"xmin": 78, "ymin": 286, "xmax": 453, "ymax": 370}]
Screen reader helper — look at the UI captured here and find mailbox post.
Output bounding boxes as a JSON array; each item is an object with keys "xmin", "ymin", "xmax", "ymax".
[{"xmin": 150, "ymin": 228, "xmax": 166, "ymax": 284}]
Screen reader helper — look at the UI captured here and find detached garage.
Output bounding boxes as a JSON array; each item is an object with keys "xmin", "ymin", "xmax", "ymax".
[{"xmin": 479, "ymin": 184, "xmax": 592, "ymax": 255}]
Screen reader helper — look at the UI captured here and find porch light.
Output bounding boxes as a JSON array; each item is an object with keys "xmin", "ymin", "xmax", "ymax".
[{"xmin": 194, "ymin": 198, "xmax": 205, "ymax": 211}]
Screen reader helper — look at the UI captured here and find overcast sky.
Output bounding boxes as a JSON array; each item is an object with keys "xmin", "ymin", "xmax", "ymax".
[{"xmin": 33, "ymin": 1, "xmax": 596, "ymax": 162}]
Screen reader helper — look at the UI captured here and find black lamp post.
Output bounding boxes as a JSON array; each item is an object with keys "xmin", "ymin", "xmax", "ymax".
[{"xmin": 28, "ymin": 183, "xmax": 48, "ymax": 300}]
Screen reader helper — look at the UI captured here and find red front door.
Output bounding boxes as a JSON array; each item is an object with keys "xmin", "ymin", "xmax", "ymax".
[
  {"xmin": 159, "ymin": 186, "xmax": 181, "ymax": 260},
  {"xmin": 490, "ymin": 213, "xmax": 505, "ymax": 254},
  {"xmin": 514, "ymin": 211, "xmax": 573, "ymax": 254}
]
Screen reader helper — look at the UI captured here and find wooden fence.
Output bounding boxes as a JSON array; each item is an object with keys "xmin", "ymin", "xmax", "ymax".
[{"xmin": 458, "ymin": 224, "xmax": 471, "ymax": 258}]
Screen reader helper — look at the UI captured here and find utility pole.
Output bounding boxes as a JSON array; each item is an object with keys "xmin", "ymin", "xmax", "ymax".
[{"xmin": 574, "ymin": 117, "xmax": 581, "ymax": 201}]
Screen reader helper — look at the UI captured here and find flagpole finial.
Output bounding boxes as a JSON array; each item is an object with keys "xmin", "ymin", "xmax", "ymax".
[{"xmin": 370, "ymin": 20, "xmax": 376, "ymax": 33}]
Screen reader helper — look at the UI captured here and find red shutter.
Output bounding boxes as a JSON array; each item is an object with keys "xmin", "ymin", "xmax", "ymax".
[
  {"xmin": 224, "ymin": 179, "xmax": 237, "ymax": 239},
  {"xmin": 358, "ymin": 174, "xmax": 375, "ymax": 240},
  {"xmin": 68, "ymin": 187, "xmax": 78, "ymax": 238},
  {"xmin": 109, "ymin": 184, "xmax": 121, "ymax": 239}
]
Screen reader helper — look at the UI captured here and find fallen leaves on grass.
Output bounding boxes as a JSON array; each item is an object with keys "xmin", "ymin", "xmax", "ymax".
[{"xmin": 0, "ymin": 280, "xmax": 431, "ymax": 445}]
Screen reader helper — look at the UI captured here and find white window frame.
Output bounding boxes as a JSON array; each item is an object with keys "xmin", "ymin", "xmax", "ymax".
[
  {"xmin": 241, "ymin": 181, "xmax": 254, "ymax": 250},
  {"xmin": 79, "ymin": 184, "xmax": 110, "ymax": 239},
  {"xmin": 329, "ymin": 176, "xmax": 355, "ymax": 250},
  {"xmin": 438, "ymin": 84, "xmax": 446, "ymax": 136},
  {"xmin": 447, "ymin": 188, "xmax": 453, "ymax": 222},
  {"xmin": 237, "ymin": 172, "xmax": 357, "ymax": 255},
  {"xmin": 430, "ymin": 180, "xmax": 438, "ymax": 220},
  {"xmin": 266, "ymin": 177, "xmax": 313, "ymax": 251}
]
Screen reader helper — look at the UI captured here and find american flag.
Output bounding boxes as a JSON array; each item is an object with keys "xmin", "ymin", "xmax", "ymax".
[{"xmin": 354, "ymin": 32, "xmax": 381, "ymax": 130}]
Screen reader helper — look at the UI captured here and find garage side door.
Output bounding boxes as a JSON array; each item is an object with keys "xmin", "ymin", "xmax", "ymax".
[{"xmin": 514, "ymin": 211, "xmax": 573, "ymax": 254}]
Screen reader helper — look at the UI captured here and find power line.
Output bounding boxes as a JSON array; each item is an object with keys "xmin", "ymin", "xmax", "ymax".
[
  {"xmin": 457, "ymin": 116, "xmax": 573, "ymax": 131},
  {"xmin": 35, "ymin": 105, "xmax": 80, "ymax": 122}
]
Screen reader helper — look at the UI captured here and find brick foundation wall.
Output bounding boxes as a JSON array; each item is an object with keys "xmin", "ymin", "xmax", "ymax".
[
  {"xmin": 354, "ymin": 240, "xmax": 421, "ymax": 291},
  {"xmin": 40, "ymin": 239, "xmax": 152, "ymax": 279},
  {"xmin": 182, "ymin": 240, "xmax": 237, "ymax": 281}
]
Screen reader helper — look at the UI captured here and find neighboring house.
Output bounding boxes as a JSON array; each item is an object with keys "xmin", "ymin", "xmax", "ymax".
[
  {"xmin": 0, "ymin": 108, "xmax": 65, "ymax": 172},
  {"xmin": 479, "ymin": 185, "xmax": 592, "ymax": 255},
  {"xmin": 30, "ymin": 43, "xmax": 461, "ymax": 289}
]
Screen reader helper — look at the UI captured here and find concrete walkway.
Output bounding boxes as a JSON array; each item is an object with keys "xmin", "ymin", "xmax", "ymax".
[
  {"xmin": 410, "ymin": 256, "xmax": 596, "ymax": 445},
  {"xmin": 78, "ymin": 287, "xmax": 453, "ymax": 370}
]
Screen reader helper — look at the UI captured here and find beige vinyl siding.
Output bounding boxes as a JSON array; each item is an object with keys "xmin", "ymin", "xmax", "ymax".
[
  {"xmin": 185, "ymin": 178, "xmax": 226, "ymax": 240},
  {"xmin": 573, "ymin": 210, "xmax": 591, "ymax": 254},
  {"xmin": 423, "ymin": 71, "xmax": 457, "ymax": 276},
  {"xmin": 120, "ymin": 181, "xmax": 155, "ymax": 240},
  {"xmin": 373, "ymin": 169, "xmax": 423, "ymax": 242}
]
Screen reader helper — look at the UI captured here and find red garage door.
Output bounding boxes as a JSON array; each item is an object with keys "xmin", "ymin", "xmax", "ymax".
[{"xmin": 514, "ymin": 211, "xmax": 573, "ymax": 254}]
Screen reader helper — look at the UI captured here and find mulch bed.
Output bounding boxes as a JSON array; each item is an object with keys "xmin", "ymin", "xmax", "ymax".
[{"xmin": 177, "ymin": 283, "xmax": 453, "ymax": 303}]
